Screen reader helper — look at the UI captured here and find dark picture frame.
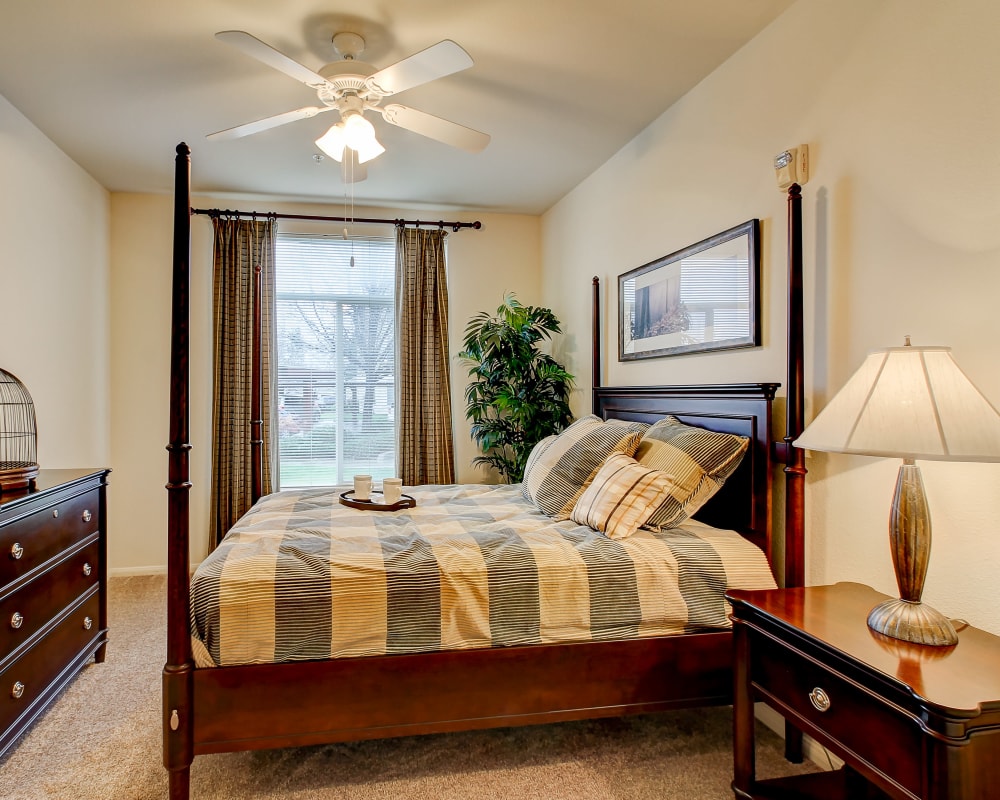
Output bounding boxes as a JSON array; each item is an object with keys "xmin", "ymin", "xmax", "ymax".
[{"xmin": 618, "ymin": 219, "xmax": 761, "ymax": 361}]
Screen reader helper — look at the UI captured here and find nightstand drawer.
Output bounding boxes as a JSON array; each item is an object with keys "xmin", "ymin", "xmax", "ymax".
[
  {"xmin": 752, "ymin": 631, "xmax": 923, "ymax": 797},
  {"xmin": 0, "ymin": 538, "xmax": 99, "ymax": 662},
  {"xmin": 0, "ymin": 589, "xmax": 101, "ymax": 737},
  {"xmin": 1, "ymin": 488, "xmax": 100, "ymax": 590}
]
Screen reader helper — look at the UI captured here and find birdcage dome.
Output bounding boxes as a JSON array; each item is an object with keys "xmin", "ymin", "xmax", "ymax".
[{"xmin": 0, "ymin": 368, "xmax": 39, "ymax": 492}]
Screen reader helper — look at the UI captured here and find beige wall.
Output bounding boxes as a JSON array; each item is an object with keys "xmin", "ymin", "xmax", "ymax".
[
  {"xmin": 542, "ymin": 0, "xmax": 1000, "ymax": 634},
  {"xmin": 0, "ymin": 94, "xmax": 110, "ymax": 471},
  {"xmin": 108, "ymin": 190, "xmax": 540, "ymax": 571}
]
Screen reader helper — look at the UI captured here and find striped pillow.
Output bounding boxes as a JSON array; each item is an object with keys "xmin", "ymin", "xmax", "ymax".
[
  {"xmin": 521, "ymin": 415, "xmax": 647, "ymax": 517},
  {"xmin": 635, "ymin": 416, "xmax": 749, "ymax": 529},
  {"xmin": 570, "ymin": 453, "xmax": 676, "ymax": 540},
  {"xmin": 521, "ymin": 435, "xmax": 556, "ymax": 483}
]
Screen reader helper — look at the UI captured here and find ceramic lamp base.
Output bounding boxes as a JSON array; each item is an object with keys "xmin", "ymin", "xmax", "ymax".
[{"xmin": 867, "ymin": 597, "xmax": 958, "ymax": 646}]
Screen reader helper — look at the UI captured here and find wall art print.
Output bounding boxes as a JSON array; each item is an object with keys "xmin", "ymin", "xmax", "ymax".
[{"xmin": 619, "ymin": 219, "xmax": 761, "ymax": 361}]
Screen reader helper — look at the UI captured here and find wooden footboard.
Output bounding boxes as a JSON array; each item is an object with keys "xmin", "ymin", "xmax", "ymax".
[{"xmin": 191, "ymin": 632, "xmax": 732, "ymax": 754}]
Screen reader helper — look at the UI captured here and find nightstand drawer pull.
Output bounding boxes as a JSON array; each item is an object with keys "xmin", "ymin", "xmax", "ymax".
[
  {"xmin": 10, "ymin": 542, "xmax": 24, "ymax": 560},
  {"xmin": 10, "ymin": 611, "xmax": 23, "ymax": 630},
  {"xmin": 82, "ymin": 509, "xmax": 92, "ymax": 523},
  {"xmin": 11, "ymin": 681, "xmax": 25, "ymax": 700},
  {"xmin": 83, "ymin": 562, "xmax": 93, "ymax": 577},
  {"xmin": 52, "ymin": 509, "xmax": 59, "ymax": 518},
  {"xmin": 83, "ymin": 616, "xmax": 93, "ymax": 631},
  {"xmin": 809, "ymin": 686, "xmax": 831, "ymax": 712}
]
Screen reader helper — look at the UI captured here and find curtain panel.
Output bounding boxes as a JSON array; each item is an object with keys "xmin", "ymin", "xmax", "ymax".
[
  {"xmin": 395, "ymin": 228, "xmax": 455, "ymax": 485},
  {"xmin": 210, "ymin": 217, "xmax": 277, "ymax": 547}
]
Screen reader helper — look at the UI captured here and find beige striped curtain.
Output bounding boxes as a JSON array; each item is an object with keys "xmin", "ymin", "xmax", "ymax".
[
  {"xmin": 395, "ymin": 227, "xmax": 455, "ymax": 485},
  {"xmin": 210, "ymin": 216, "xmax": 277, "ymax": 547}
]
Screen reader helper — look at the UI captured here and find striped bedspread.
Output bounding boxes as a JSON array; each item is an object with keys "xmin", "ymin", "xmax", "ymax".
[{"xmin": 190, "ymin": 483, "xmax": 776, "ymax": 668}]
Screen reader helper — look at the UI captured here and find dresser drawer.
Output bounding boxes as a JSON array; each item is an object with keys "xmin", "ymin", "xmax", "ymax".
[
  {"xmin": 0, "ymin": 589, "xmax": 101, "ymax": 736},
  {"xmin": 1, "ymin": 538, "xmax": 99, "ymax": 662},
  {"xmin": 751, "ymin": 631, "xmax": 923, "ymax": 797},
  {"xmin": 0, "ymin": 488, "xmax": 100, "ymax": 589}
]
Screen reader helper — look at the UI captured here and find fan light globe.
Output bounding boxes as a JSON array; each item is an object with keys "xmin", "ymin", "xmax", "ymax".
[
  {"xmin": 354, "ymin": 138, "xmax": 385, "ymax": 164},
  {"xmin": 315, "ymin": 123, "xmax": 346, "ymax": 162},
  {"xmin": 343, "ymin": 113, "xmax": 377, "ymax": 150}
]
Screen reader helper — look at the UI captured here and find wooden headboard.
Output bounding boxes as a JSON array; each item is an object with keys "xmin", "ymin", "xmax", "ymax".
[{"xmin": 593, "ymin": 383, "xmax": 776, "ymax": 568}]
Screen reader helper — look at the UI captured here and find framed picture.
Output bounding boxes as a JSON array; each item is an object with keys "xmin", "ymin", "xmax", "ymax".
[{"xmin": 619, "ymin": 219, "xmax": 761, "ymax": 361}]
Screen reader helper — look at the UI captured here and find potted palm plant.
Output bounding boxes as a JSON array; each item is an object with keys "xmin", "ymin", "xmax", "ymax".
[{"xmin": 459, "ymin": 294, "xmax": 574, "ymax": 482}]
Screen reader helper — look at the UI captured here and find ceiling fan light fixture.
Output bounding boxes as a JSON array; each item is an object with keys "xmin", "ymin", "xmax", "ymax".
[
  {"xmin": 354, "ymin": 138, "xmax": 385, "ymax": 164},
  {"xmin": 315, "ymin": 123, "xmax": 346, "ymax": 162},
  {"xmin": 342, "ymin": 112, "xmax": 378, "ymax": 150}
]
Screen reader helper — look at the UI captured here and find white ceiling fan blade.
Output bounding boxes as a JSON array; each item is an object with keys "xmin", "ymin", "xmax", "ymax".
[
  {"xmin": 206, "ymin": 106, "xmax": 332, "ymax": 140},
  {"xmin": 366, "ymin": 40, "xmax": 473, "ymax": 96},
  {"xmin": 381, "ymin": 104, "xmax": 490, "ymax": 153},
  {"xmin": 216, "ymin": 30, "xmax": 329, "ymax": 88}
]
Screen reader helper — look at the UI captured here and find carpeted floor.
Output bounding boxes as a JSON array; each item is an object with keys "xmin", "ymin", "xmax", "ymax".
[{"xmin": 0, "ymin": 576, "xmax": 816, "ymax": 799}]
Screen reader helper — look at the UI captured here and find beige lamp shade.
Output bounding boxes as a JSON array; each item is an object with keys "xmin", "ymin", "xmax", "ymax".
[{"xmin": 794, "ymin": 345, "xmax": 1000, "ymax": 462}]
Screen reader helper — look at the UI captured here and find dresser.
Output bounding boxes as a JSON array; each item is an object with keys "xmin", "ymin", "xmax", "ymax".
[
  {"xmin": 0, "ymin": 468, "xmax": 110, "ymax": 758},
  {"xmin": 728, "ymin": 582, "xmax": 1000, "ymax": 800}
]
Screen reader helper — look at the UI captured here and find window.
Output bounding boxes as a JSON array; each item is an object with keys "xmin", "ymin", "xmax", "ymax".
[{"xmin": 275, "ymin": 233, "xmax": 396, "ymax": 488}]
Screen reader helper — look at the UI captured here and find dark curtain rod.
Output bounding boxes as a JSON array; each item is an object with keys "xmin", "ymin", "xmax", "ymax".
[{"xmin": 191, "ymin": 207, "xmax": 482, "ymax": 232}]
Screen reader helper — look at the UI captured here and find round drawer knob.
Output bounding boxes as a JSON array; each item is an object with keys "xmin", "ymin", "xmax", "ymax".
[
  {"xmin": 10, "ymin": 542, "xmax": 24, "ymax": 560},
  {"xmin": 82, "ymin": 510, "xmax": 92, "ymax": 523},
  {"xmin": 11, "ymin": 681, "xmax": 25, "ymax": 700},
  {"xmin": 809, "ymin": 686, "xmax": 831, "ymax": 712},
  {"xmin": 83, "ymin": 616, "xmax": 93, "ymax": 631},
  {"xmin": 10, "ymin": 612, "xmax": 24, "ymax": 630},
  {"xmin": 82, "ymin": 562, "xmax": 93, "ymax": 577}
]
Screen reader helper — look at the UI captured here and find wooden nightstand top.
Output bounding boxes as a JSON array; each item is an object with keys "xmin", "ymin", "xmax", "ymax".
[{"xmin": 728, "ymin": 582, "xmax": 1000, "ymax": 717}]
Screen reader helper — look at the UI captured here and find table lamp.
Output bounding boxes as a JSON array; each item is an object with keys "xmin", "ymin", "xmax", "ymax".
[{"xmin": 794, "ymin": 338, "xmax": 1000, "ymax": 646}]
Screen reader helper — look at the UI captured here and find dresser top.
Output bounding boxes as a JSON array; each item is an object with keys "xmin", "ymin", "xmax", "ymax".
[
  {"xmin": 728, "ymin": 582, "xmax": 1000, "ymax": 716},
  {"xmin": 0, "ymin": 469, "xmax": 109, "ymax": 512}
]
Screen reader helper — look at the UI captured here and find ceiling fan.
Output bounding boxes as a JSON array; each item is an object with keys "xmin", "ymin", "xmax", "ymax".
[{"xmin": 207, "ymin": 30, "xmax": 491, "ymax": 182}]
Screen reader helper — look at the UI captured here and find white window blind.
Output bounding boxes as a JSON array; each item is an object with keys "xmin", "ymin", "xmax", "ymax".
[{"xmin": 275, "ymin": 233, "xmax": 396, "ymax": 488}]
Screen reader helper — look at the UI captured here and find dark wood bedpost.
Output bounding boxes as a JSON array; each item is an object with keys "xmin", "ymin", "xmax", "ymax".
[
  {"xmin": 592, "ymin": 276, "xmax": 602, "ymax": 393},
  {"xmin": 782, "ymin": 183, "xmax": 806, "ymax": 591},
  {"xmin": 250, "ymin": 263, "xmax": 263, "ymax": 504},
  {"xmin": 163, "ymin": 142, "xmax": 194, "ymax": 800},
  {"xmin": 780, "ymin": 182, "xmax": 807, "ymax": 764}
]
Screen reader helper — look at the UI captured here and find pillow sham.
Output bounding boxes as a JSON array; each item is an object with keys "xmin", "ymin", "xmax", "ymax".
[
  {"xmin": 634, "ymin": 415, "xmax": 749, "ymax": 529},
  {"xmin": 569, "ymin": 453, "xmax": 676, "ymax": 540},
  {"xmin": 521, "ymin": 434, "xmax": 556, "ymax": 483},
  {"xmin": 521, "ymin": 414, "xmax": 648, "ymax": 517}
]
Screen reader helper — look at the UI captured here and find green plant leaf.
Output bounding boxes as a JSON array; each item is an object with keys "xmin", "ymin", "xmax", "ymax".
[{"xmin": 461, "ymin": 293, "xmax": 575, "ymax": 483}]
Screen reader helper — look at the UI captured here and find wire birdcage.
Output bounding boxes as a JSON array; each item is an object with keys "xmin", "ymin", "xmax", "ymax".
[{"xmin": 0, "ymin": 368, "xmax": 39, "ymax": 492}]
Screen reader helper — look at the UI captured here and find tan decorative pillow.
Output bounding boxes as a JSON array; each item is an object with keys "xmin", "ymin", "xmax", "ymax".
[
  {"xmin": 570, "ymin": 453, "xmax": 676, "ymax": 540},
  {"xmin": 634, "ymin": 416, "xmax": 749, "ymax": 529},
  {"xmin": 521, "ymin": 415, "xmax": 647, "ymax": 517}
]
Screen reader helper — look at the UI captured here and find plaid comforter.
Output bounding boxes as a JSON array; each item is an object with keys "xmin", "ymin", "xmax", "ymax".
[{"xmin": 190, "ymin": 483, "xmax": 776, "ymax": 668}]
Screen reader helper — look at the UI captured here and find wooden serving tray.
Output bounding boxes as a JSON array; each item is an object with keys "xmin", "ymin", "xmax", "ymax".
[{"xmin": 338, "ymin": 490, "xmax": 416, "ymax": 512}]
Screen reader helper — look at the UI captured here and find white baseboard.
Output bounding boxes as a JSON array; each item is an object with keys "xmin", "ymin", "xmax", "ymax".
[{"xmin": 755, "ymin": 703, "xmax": 842, "ymax": 770}]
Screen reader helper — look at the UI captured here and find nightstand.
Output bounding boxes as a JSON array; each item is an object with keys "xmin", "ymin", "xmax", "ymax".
[{"xmin": 727, "ymin": 582, "xmax": 1000, "ymax": 800}]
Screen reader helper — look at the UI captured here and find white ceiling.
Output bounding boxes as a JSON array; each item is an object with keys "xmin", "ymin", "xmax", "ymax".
[{"xmin": 0, "ymin": 1, "xmax": 793, "ymax": 215}]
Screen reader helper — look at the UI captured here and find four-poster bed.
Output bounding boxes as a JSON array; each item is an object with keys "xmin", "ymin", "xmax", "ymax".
[{"xmin": 163, "ymin": 142, "xmax": 807, "ymax": 798}]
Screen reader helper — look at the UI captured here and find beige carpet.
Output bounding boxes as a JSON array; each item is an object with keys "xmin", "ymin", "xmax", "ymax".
[{"xmin": 0, "ymin": 576, "xmax": 815, "ymax": 799}]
